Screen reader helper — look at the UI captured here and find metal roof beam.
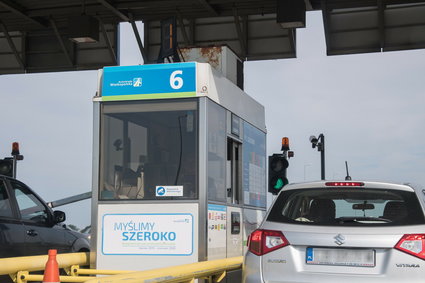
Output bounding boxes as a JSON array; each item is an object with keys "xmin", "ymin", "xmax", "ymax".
[
  {"xmin": 129, "ymin": 13, "xmax": 147, "ymax": 63},
  {"xmin": 0, "ymin": 20, "xmax": 25, "ymax": 70},
  {"xmin": 243, "ymin": 15, "xmax": 248, "ymax": 57},
  {"xmin": 116, "ymin": 1, "xmax": 188, "ymax": 9},
  {"xmin": 0, "ymin": 0, "xmax": 46, "ymax": 28},
  {"xmin": 233, "ymin": 8, "xmax": 247, "ymax": 58},
  {"xmin": 378, "ymin": 0, "xmax": 385, "ymax": 51},
  {"xmin": 305, "ymin": 0, "xmax": 313, "ymax": 10},
  {"xmin": 97, "ymin": 0, "xmax": 130, "ymax": 22},
  {"xmin": 49, "ymin": 18, "xmax": 74, "ymax": 67},
  {"xmin": 327, "ymin": 0, "xmax": 425, "ymax": 9},
  {"xmin": 195, "ymin": 0, "xmax": 219, "ymax": 16},
  {"xmin": 97, "ymin": 17, "xmax": 117, "ymax": 65},
  {"xmin": 288, "ymin": 28, "xmax": 296, "ymax": 54},
  {"xmin": 321, "ymin": 0, "xmax": 332, "ymax": 55},
  {"xmin": 177, "ymin": 12, "xmax": 190, "ymax": 46},
  {"xmin": 189, "ymin": 19, "xmax": 195, "ymax": 45}
]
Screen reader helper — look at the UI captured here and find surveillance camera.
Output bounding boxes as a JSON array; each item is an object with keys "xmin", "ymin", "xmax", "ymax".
[{"xmin": 309, "ymin": 135, "xmax": 318, "ymax": 148}]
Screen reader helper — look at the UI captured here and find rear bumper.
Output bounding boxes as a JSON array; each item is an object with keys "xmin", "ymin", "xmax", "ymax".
[
  {"xmin": 243, "ymin": 251, "xmax": 424, "ymax": 283},
  {"xmin": 245, "ymin": 271, "xmax": 424, "ymax": 283}
]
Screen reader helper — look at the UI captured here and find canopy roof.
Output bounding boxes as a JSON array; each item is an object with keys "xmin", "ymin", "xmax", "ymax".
[{"xmin": 1, "ymin": 0, "xmax": 424, "ymax": 74}]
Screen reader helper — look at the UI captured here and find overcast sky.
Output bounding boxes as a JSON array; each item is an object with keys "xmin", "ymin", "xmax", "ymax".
[{"xmin": 0, "ymin": 12, "xmax": 424, "ymax": 228}]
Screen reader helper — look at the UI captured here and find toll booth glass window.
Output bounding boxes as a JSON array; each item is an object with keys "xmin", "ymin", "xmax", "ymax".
[
  {"xmin": 242, "ymin": 122, "xmax": 266, "ymax": 207},
  {"xmin": 100, "ymin": 100, "xmax": 198, "ymax": 200},
  {"xmin": 207, "ymin": 101, "xmax": 227, "ymax": 202},
  {"xmin": 231, "ymin": 212, "xmax": 241, "ymax": 234}
]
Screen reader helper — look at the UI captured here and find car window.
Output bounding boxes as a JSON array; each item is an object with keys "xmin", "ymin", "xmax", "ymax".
[
  {"xmin": 0, "ymin": 180, "xmax": 13, "ymax": 218},
  {"xmin": 268, "ymin": 188, "xmax": 425, "ymax": 226},
  {"xmin": 10, "ymin": 181, "xmax": 49, "ymax": 224}
]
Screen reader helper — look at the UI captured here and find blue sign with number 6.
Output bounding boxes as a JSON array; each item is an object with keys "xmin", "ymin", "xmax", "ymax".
[{"xmin": 102, "ymin": 62, "xmax": 196, "ymax": 101}]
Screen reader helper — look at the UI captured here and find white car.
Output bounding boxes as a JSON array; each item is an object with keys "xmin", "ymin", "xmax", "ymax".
[{"xmin": 243, "ymin": 181, "xmax": 425, "ymax": 283}]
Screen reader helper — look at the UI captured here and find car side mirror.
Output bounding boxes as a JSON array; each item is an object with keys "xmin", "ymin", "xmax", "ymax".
[{"xmin": 53, "ymin": 210, "xmax": 66, "ymax": 224}]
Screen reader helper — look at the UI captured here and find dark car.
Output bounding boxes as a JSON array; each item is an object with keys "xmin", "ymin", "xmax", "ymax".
[{"xmin": 0, "ymin": 175, "xmax": 90, "ymax": 258}]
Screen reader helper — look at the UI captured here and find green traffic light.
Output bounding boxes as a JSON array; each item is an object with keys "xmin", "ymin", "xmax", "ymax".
[
  {"xmin": 268, "ymin": 154, "xmax": 289, "ymax": 194},
  {"xmin": 274, "ymin": 178, "xmax": 284, "ymax": 189}
]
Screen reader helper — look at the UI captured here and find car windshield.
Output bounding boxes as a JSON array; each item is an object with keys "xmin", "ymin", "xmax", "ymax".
[{"xmin": 267, "ymin": 188, "xmax": 425, "ymax": 226}]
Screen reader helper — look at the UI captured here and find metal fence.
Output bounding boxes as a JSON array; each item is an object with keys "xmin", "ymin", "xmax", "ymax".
[{"xmin": 0, "ymin": 252, "xmax": 243, "ymax": 283}]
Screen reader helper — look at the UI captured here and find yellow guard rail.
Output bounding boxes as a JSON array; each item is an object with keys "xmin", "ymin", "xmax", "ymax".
[
  {"xmin": 0, "ymin": 252, "xmax": 90, "ymax": 282},
  {"xmin": 0, "ymin": 252, "xmax": 243, "ymax": 283},
  {"xmin": 83, "ymin": 256, "xmax": 243, "ymax": 283}
]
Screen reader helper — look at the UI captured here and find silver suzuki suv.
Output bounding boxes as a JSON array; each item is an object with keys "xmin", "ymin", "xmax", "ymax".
[{"xmin": 243, "ymin": 181, "xmax": 425, "ymax": 282}]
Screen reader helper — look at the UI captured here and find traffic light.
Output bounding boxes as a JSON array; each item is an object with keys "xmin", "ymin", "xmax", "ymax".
[
  {"xmin": 0, "ymin": 158, "xmax": 13, "ymax": 177},
  {"xmin": 268, "ymin": 154, "xmax": 289, "ymax": 195}
]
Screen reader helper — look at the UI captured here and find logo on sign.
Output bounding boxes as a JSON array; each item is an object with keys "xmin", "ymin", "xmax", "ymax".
[
  {"xmin": 156, "ymin": 187, "xmax": 166, "ymax": 196},
  {"xmin": 133, "ymin": 77, "xmax": 142, "ymax": 87},
  {"xmin": 155, "ymin": 186, "xmax": 183, "ymax": 197}
]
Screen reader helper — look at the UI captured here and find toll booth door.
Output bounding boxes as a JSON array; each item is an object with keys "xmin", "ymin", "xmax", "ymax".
[
  {"xmin": 226, "ymin": 207, "xmax": 243, "ymax": 257},
  {"xmin": 226, "ymin": 139, "xmax": 241, "ymax": 204},
  {"xmin": 226, "ymin": 139, "xmax": 243, "ymax": 258}
]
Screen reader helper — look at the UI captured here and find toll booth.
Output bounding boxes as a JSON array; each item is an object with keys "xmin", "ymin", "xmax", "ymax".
[{"xmin": 91, "ymin": 61, "xmax": 267, "ymax": 273}]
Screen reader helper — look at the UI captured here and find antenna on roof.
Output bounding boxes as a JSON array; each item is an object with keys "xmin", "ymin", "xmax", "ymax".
[{"xmin": 345, "ymin": 161, "xmax": 352, "ymax": 180}]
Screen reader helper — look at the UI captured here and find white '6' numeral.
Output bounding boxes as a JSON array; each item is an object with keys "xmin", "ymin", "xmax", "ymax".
[{"xmin": 170, "ymin": 70, "xmax": 183, "ymax": 89}]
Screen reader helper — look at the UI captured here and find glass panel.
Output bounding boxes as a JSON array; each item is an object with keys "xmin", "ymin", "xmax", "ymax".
[
  {"xmin": 100, "ymin": 100, "xmax": 198, "ymax": 200},
  {"xmin": 231, "ymin": 212, "xmax": 241, "ymax": 234},
  {"xmin": 231, "ymin": 114, "xmax": 240, "ymax": 137},
  {"xmin": 227, "ymin": 139, "xmax": 242, "ymax": 204},
  {"xmin": 242, "ymin": 122, "xmax": 266, "ymax": 207},
  {"xmin": 0, "ymin": 181, "xmax": 13, "ymax": 218},
  {"xmin": 207, "ymin": 101, "xmax": 226, "ymax": 202},
  {"xmin": 268, "ymin": 188, "xmax": 425, "ymax": 226},
  {"xmin": 11, "ymin": 181, "xmax": 48, "ymax": 224}
]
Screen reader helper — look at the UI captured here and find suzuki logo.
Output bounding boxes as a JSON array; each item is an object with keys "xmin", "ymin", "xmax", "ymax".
[{"xmin": 334, "ymin": 234, "xmax": 346, "ymax": 245}]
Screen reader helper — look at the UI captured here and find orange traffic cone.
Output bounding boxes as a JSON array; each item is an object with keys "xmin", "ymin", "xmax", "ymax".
[{"xmin": 43, "ymin": 249, "xmax": 60, "ymax": 283}]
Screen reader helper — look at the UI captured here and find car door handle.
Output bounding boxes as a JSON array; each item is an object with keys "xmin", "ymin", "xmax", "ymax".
[{"xmin": 26, "ymin": 229, "xmax": 38, "ymax": 237}]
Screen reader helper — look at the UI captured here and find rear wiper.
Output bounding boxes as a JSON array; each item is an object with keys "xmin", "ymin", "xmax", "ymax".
[{"xmin": 336, "ymin": 217, "xmax": 392, "ymax": 223}]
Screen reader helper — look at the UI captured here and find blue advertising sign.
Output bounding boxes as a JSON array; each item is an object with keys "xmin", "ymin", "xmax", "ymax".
[
  {"xmin": 102, "ymin": 213, "xmax": 194, "ymax": 256},
  {"xmin": 102, "ymin": 62, "xmax": 196, "ymax": 101}
]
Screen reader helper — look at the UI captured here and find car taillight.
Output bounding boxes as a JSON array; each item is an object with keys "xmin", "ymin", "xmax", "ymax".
[
  {"xmin": 248, "ymin": 229, "xmax": 289, "ymax": 256},
  {"xmin": 395, "ymin": 234, "xmax": 425, "ymax": 260}
]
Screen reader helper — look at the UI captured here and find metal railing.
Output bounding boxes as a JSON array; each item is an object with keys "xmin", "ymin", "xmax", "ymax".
[
  {"xmin": 84, "ymin": 256, "xmax": 243, "ymax": 283},
  {"xmin": 0, "ymin": 252, "xmax": 90, "ymax": 283},
  {"xmin": 0, "ymin": 252, "xmax": 243, "ymax": 283}
]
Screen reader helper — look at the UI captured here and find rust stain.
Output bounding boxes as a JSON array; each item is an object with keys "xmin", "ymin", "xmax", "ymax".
[
  {"xmin": 180, "ymin": 46, "xmax": 222, "ymax": 69},
  {"xmin": 199, "ymin": 46, "xmax": 221, "ymax": 68}
]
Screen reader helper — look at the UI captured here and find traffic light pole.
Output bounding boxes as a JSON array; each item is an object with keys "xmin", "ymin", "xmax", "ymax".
[
  {"xmin": 319, "ymin": 134, "xmax": 325, "ymax": 180},
  {"xmin": 12, "ymin": 155, "xmax": 17, "ymax": 179},
  {"xmin": 310, "ymin": 133, "xmax": 325, "ymax": 180},
  {"xmin": 11, "ymin": 142, "xmax": 23, "ymax": 179}
]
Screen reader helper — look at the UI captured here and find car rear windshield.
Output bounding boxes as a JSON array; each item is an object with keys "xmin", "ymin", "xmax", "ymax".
[{"xmin": 267, "ymin": 188, "xmax": 425, "ymax": 226}]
